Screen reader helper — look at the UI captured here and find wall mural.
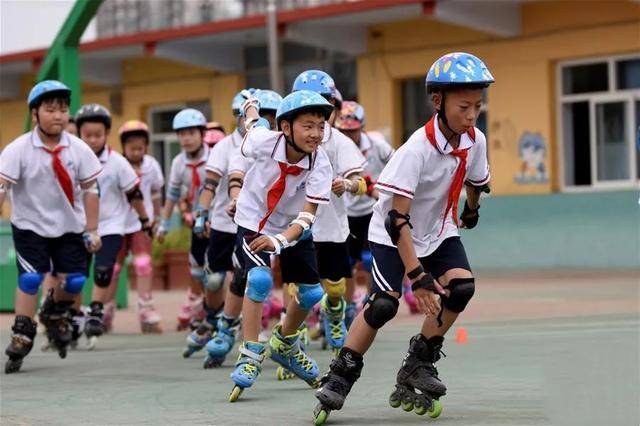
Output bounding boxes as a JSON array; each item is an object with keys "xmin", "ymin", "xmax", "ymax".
[{"xmin": 514, "ymin": 131, "xmax": 548, "ymax": 184}]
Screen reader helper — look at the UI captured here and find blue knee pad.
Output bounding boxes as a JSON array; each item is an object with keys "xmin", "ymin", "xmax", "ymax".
[
  {"xmin": 361, "ymin": 250, "xmax": 373, "ymax": 273},
  {"xmin": 190, "ymin": 267, "xmax": 207, "ymax": 287},
  {"xmin": 296, "ymin": 283, "xmax": 324, "ymax": 310},
  {"xmin": 245, "ymin": 266, "xmax": 273, "ymax": 303},
  {"xmin": 63, "ymin": 273, "xmax": 86, "ymax": 294},
  {"xmin": 18, "ymin": 273, "xmax": 43, "ymax": 295}
]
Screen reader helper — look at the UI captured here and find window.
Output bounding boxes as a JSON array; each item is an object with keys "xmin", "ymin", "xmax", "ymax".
[
  {"xmin": 148, "ymin": 101, "xmax": 211, "ymax": 180},
  {"xmin": 558, "ymin": 55, "xmax": 640, "ymax": 189},
  {"xmin": 401, "ymin": 77, "xmax": 489, "ymax": 144}
]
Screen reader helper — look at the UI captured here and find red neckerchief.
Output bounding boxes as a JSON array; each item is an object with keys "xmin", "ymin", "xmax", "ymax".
[
  {"xmin": 258, "ymin": 162, "xmax": 303, "ymax": 232},
  {"xmin": 43, "ymin": 145, "xmax": 74, "ymax": 207}
]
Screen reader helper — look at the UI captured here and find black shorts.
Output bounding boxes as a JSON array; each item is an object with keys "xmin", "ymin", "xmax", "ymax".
[
  {"xmin": 369, "ymin": 237, "xmax": 471, "ymax": 294},
  {"xmin": 206, "ymin": 230, "xmax": 236, "ymax": 273},
  {"xmin": 93, "ymin": 234, "xmax": 124, "ymax": 272},
  {"xmin": 347, "ymin": 213, "xmax": 372, "ymax": 261},
  {"xmin": 316, "ymin": 241, "xmax": 352, "ymax": 281},
  {"xmin": 190, "ymin": 229, "xmax": 209, "ymax": 268},
  {"xmin": 12, "ymin": 225, "xmax": 88, "ymax": 275},
  {"xmin": 235, "ymin": 226, "xmax": 320, "ymax": 284}
]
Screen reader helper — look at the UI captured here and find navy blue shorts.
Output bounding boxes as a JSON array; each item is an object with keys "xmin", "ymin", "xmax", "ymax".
[
  {"xmin": 206, "ymin": 229, "xmax": 236, "ymax": 273},
  {"xmin": 347, "ymin": 213, "xmax": 372, "ymax": 261},
  {"xmin": 369, "ymin": 237, "xmax": 471, "ymax": 294},
  {"xmin": 11, "ymin": 225, "xmax": 87, "ymax": 275},
  {"xmin": 235, "ymin": 226, "xmax": 320, "ymax": 284},
  {"xmin": 92, "ymin": 234, "xmax": 124, "ymax": 275}
]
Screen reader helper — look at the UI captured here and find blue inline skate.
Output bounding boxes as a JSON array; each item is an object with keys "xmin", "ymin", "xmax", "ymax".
[
  {"xmin": 203, "ymin": 314, "xmax": 240, "ymax": 368},
  {"xmin": 269, "ymin": 325, "xmax": 320, "ymax": 388},
  {"xmin": 228, "ymin": 341, "xmax": 266, "ymax": 402}
]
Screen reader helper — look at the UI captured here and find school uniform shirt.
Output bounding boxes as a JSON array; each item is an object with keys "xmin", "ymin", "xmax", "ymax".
[
  {"xmin": 205, "ymin": 129, "xmax": 243, "ymax": 234},
  {"xmin": 124, "ymin": 154, "xmax": 164, "ymax": 234},
  {"xmin": 96, "ymin": 148, "xmax": 140, "ymax": 237},
  {"xmin": 232, "ymin": 126, "xmax": 333, "ymax": 237},
  {"xmin": 345, "ymin": 131, "xmax": 394, "ymax": 218},
  {"xmin": 0, "ymin": 129, "xmax": 102, "ymax": 238},
  {"xmin": 368, "ymin": 114, "xmax": 490, "ymax": 258},
  {"xmin": 312, "ymin": 123, "xmax": 365, "ymax": 243},
  {"xmin": 167, "ymin": 145, "xmax": 209, "ymax": 207}
]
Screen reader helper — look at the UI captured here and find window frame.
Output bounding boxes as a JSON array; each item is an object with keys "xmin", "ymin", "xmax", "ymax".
[
  {"xmin": 147, "ymin": 103, "xmax": 185, "ymax": 180},
  {"xmin": 556, "ymin": 53, "xmax": 640, "ymax": 192}
]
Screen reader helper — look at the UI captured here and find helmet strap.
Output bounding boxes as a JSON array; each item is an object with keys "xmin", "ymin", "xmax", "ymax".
[
  {"xmin": 284, "ymin": 119, "xmax": 308, "ymax": 155},
  {"xmin": 437, "ymin": 93, "xmax": 460, "ymax": 149}
]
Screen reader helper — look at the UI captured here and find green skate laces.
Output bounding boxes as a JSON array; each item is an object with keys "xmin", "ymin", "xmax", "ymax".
[{"xmin": 329, "ymin": 320, "xmax": 344, "ymax": 341}]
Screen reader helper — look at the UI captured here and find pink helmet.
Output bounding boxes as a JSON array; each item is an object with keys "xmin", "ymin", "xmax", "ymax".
[
  {"xmin": 119, "ymin": 120, "xmax": 149, "ymax": 143},
  {"xmin": 334, "ymin": 101, "xmax": 365, "ymax": 131},
  {"xmin": 204, "ymin": 129, "xmax": 225, "ymax": 147}
]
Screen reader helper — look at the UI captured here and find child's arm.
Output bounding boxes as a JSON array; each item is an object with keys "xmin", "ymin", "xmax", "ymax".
[
  {"xmin": 193, "ymin": 170, "xmax": 222, "ymax": 238},
  {"xmin": 0, "ymin": 178, "xmax": 9, "ymax": 211},
  {"xmin": 389, "ymin": 194, "xmax": 444, "ymax": 315},
  {"xmin": 126, "ymin": 186, "xmax": 152, "ymax": 236},
  {"xmin": 248, "ymin": 202, "xmax": 318, "ymax": 254},
  {"xmin": 81, "ymin": 179, "xmax": 102, "ymax": 253}
]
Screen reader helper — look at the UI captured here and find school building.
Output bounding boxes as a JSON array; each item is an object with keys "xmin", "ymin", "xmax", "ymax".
[{"xmin": 1, "ymin": 0, "xmax": 638, "ymax": 268}]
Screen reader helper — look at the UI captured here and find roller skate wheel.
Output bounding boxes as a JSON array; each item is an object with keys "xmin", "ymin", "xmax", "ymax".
[
  {"xmin": 401, "ymin": 401, "xmax": 414, "ymax": 412},
  {"xmin": 86, "ymin": 336, "xmax": 98, "ymax": 351},
  {"xmin": 313, "ymin": 407, "xmax": 329, "ymax": 426},
  {"xmin": 276, "ymin": 366, "xmax": 295, "ymax": 381},
  {"xmin": 228, "ymin": 385, "xmax": 243, "ymax": 403},
  {"xmin": 428, "ymin": 399, "xmax": 442, "ymax": 418},
  {"xmin": 389, "ymin": 393, "xmax": 401, "ymax": 408},
  {"xmin": 58, "ymin": 346, "xmax": 67, "ymax": 359},
  {"xmin": 5, "ymin": 358, "xmax": 23, "ymax": 374},
  {"xmin": 414, "ymin": 402, "xmax": 427, "ymax": 416}
]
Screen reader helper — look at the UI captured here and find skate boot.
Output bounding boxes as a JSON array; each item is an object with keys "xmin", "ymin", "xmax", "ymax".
[
  {"xmin": 102, "ymin": 300, "xmax": 116, "ymax": 333},
  {"xmin": 69, "ymin": 308, "xmax": 85, "ymax": 349},
  {"xmin": 38, "ymin": 289, "xmax": 56, "ymax": 352},
  {"xmin": 344, "ymin": 302, "xmax": 357, "ymax": 330},
  {"xmin": 276, "ymin": 322, "xmax": 310, "ymax": 381},
  {"xmin": 203, "ymin": 314, "xmax": 240, "ymax": 368},
  {"xmin": 5, "ymin": 316, "xmax": 37, "ymax": 374},
  {"xmin": 269, "ymin": 325, "xmax": 319, "ymax": 388},
  {"xmin": 320, "ymin": 295, "xmax": 347, "ymax": 355},
  {"xmin": 228, "ymin": 341, "xmax": 266, "ymax": 402},
  {"xmin": 44, "ymin": 300, "xmax": 74, "ymax": 359},
  {"xmin": 138, "ymin": 295, "xmax": 162, "ymax": 334},
  {"xmin": 84, "ymin": 301, "xmax": 105, "ymax": 350},
  {"xmin": 313, "ymin": 347, "xmax": 364, "ymax": 425},
  {"xmin": 389, "ymin": 334, "xmax": 446, "ymax": 418},
  {"xmin": 183, "ymin": 303, "xmax": 220, "ymax": 358},
  {"xmin": 177, "ymin": 289, "xmax": 203, "ymax": 331}
]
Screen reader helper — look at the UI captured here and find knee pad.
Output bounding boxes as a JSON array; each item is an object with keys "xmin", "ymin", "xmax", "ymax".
[
  {"xmin": 442, "ymin": 277, "xmax": 475, "ymax": 313},
  {"xmin": 133, "ymin": 254, "xmax": 152, "ymax": 278},
  {"xmin": 18, "ymin": 273, "xmax": 43, "ymax": 295},
  {"xmin": 229, "ymin": 268, "xmax": 246, "ymax": 298},
  {"xmin": 361, "ymin": 250, "xmax": 373, "ymax": 273},
  {"xmin": 363, "ymin": 292, "xmax": 399, "ymax": 329},
  {"xmin": 245, "ymin": 266, "xmax": 273, "ymax": 303},
  {"xmin": 94, "ymin": 265, "xmax": 114, "ymax": 288},
  {"xmin": 322, "ymin": 278, "xmax": 346, "ymax": 300},
  {"xmin": 63, "ymin": 273, "xmax": 86, "ymax": 294},
  {"xmin": 205, "ymin": 270, "xmax": 225, "ymax": 293},
  {"xmin": 190, "ymin": 267, "xmax": 207, "ymax": 287},
  {"xmin": 296, "ymin": 283, "xmax": 324, "ymax": 310}
]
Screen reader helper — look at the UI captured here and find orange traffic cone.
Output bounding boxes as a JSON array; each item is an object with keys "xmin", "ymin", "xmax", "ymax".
[{"xmin": 455, "ymin": 327, "xmax": 468, "ymax": 344}]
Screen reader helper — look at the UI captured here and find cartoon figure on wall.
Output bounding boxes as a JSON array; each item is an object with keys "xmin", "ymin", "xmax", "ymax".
[{"xmin": 515, "ymin": 131, "xmax": 548, "ymax": 184}]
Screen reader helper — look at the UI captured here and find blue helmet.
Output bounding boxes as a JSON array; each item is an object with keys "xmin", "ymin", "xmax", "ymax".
[
  {"xmin": 172, "ymin": 108, "xmax": 207, "ymax": 131},
  {"xmin": 276, "ymin": 90, "xmax": 333, "ymax": 129},
  {"xmin": 255, "ymin": 89, "xmax": 283, "ymax": 112},
  {"xmin": 232, "ymin": 88, "xmax": 256, "ymax": 113},
  {"xmin": 292, "ymin": 70, "xmax": 336, "ymax": 98},
  {"xmin": 28, "ymin": 80, "xmax": 71, "ymax": 109},
  {"xmin": 425, "ymin": 52, "xmax": 494, "ymax": 93}
]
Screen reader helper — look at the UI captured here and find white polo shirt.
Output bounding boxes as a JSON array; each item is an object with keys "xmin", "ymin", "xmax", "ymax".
[
  {"xmin": 313, "ymin": 123, "xmax": 365, "ymax": 243},
  {"xmin": 95, "ymin": 148, "xmax": 139, "ymax": 237},
  {"xmin": 168, "ymin": 145, "xmax": 209, "ymax": 206},
  {"xmin": 345, "ymin": 131, "xmax": 394, "ymax": 218},
  {"xmin": 205, "ymin": 129, "xmax": 243, "ymax": 234},
  {"xmin": 368, "ymin": 114, "xmax": 490, "ymax": 257},
  {"xmin": 0, "ymin": 129, "xmax": 102, "ymax": 238},
  {"xmin": 232, "ymin": 126, "xmax": 332, "ymax": 236},
  {"xmin": 124, "ymin": 154, "xmax": 164, "ymax": 234}
]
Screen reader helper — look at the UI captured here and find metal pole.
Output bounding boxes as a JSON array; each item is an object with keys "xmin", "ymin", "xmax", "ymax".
[{"xmin": 267, "ymin": 0, "xmax": 283, "ymax": 94}]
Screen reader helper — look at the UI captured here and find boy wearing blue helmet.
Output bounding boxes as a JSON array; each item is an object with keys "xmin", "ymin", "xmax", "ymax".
[
  {"xmin": 291, "ymin": 70, "xmax": 368, "ymax": 356},
  {"xmin": 221, "ymin": 89, "xmax": 333, "ymax": 402},
  {"xmin": 182, "ymin": 89, "xmax": 284, "ymax": 363},
  {"xmin": 0, "ymin": 80, "xmax": 102, "ymax": 373},
  {"xmin": 314, "ymin": 53, "xmax": 494, "ymax": 424},
  {"xmin": 156, "ymin": 108, "xmax": 211, "ymax": 331}
]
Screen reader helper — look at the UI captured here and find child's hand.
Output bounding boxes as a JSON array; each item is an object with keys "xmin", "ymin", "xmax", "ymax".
[
  {"xmin": 411, "ymin": 273, "xmax": 445, "ymax": 316},
  {"xmin": 248, "ymin": 235, "xmax": 275, "ymax": 253}
]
